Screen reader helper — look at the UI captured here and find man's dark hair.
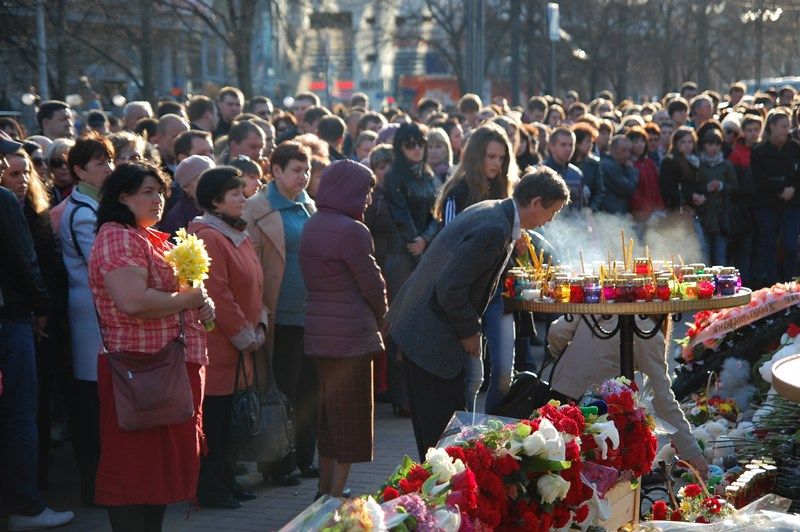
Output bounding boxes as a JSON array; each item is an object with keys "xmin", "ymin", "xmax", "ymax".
[
  {"xmin": 37, "ymin": 100, "xmax": 69, "ymax": 132},
  {"xmin": 218, "ymin": 86, "xmax": 244, "ymax": 103},
  {"xmin": 229, "ymin": 120, "xmax": 263, "ymax": 144},
  {"xmin": 156, "ymin": 99, "xmax": 184, "ymax": 118},
  {"xmin": 294, "ymin": 91, "xmax": 321, "ymax": 107},
  {"xmin": 87, "ymin": 109, "xmax": 108, "ymax": 129},
  {"xmin": 247, "ymin": 95, "xmax": 273, "ymax": 113},
  {"xmin": 187, "ymin": 95, "xmax": 215, "ymax": 122},
  {"xmin": 133, "ymin": 117, "xmax": 158, "ymax": 139},
  {"xmin": 680, "ymin": 81, "xmax": 698, "ymax": 96},
  {"xmin": 68, "ymin": 132, "xmax": 114, "ymax": 183},
  {"xmin": 357, "ymin": 111, "xmax": 386, "ymax": 134},
  {"xmin": 195, "ymin": 166, "xmax": 246, "ymax": 212},
  {"xmin": 417, "ymin": 98, "xmax": 442, "ymax": 116},
  {"xmin": 729, "ymin": 82, "xmax": 746, "ymax": 95},
  {"xmin": 458, "ymin": 94, "xmax": 482, "ymax": 114},
  {"xmin": 667, "ymin": 98, "xmax": 689, "ymax": 117},
  {"xmin": 513, "ymin": 165, "xmax": 571, "ymax": 208},
  {"xmin": 349, "ymin": 92, "xmax": 368, "ymax": 108},
  {"xmin": 317, "ymin": 115, "xmax": 346, "ymax": 144},
  {"xmin": 173, "ymin": 130, "xmax": 211, "ymax": 160},
  {"xmin": 302, "ymin": 106, "xmax": 331, "ymax": 127},
  {"xmin": 526, "ymin": 96, "xmax": 548, "ymax": 114},
  {"xmin": 96, "ymin": 163, "xmax": 171, "ymax": 230},
  {"xmin": 269, "ymin": 141, "xmax": 311, "ymax": 172}
]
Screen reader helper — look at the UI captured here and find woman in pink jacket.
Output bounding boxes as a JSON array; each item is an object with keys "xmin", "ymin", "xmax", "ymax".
[{"xmin": 299, "ymin": 160, "xmax": 388, "ymax": 499}]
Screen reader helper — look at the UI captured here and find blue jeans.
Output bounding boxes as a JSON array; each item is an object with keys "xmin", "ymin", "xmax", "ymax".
[
  {"xmin": 464, "ymin": 290, "xmax": 515, "ymax": 412},
  {"xmin": 704, "ymin": 232, "xmax": 728, "ymax": 266},
  {"xmin": 0, "ymin": 318, "xmax": 45, "ymax": 515},
  {"xmin": 753, "ymin": 207, "xmax": 800, "ymax": 286}
]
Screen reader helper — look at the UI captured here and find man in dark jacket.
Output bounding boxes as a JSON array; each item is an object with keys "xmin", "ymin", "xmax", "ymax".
[
  {"xmin": 387, "ymin": 166, "xmax": 570, "ymax": 460},
  {"xmin": 0, "ymin": 133, "xmax": 75, "ymax": 530},
  {"xmin": 599, "ymin": 135, "xmax": 639, "ymax": 215},
  {"xmin": 544, "ymin": 127, "xmax": 585, "ymax": 210}
]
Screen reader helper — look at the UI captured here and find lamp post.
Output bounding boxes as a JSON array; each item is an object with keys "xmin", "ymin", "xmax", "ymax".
[
  {"xmin": 36, "ymin": 0, "xmax": 49, "ymax": 101},
  {"xmin": 547, "ymin": 3, "xmax": 560, "ymax": 97}
]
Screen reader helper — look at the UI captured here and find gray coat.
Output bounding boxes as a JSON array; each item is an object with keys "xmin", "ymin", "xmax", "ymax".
[{"xmin": 386, "ymin": 199, "xmax": 515, "ymax": 379}]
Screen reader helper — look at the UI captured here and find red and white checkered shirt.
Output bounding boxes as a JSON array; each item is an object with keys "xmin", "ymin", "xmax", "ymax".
[{"xmin": 88, "ymin": 222, "xmax": 208, "ymax": 365}]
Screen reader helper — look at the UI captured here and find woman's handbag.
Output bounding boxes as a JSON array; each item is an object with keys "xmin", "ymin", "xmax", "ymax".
[
  {"xmin": 488, "ymin": 353, "xmax": 561, "ymax": 419},
  {"xmin": 237, "ymin": 347, "xmax": 294, "ymax": 463},
  {"xmin": 103, "ymin": 312, "xmax": 195, "ymax": 431},
  {"xmin": 229, "ymin": 350, "xmax": 261, "ymax": 443}
]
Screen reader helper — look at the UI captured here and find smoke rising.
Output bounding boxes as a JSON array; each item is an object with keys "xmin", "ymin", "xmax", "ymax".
[{"xmin": 535, "ymin": 211, "xmax": 704, "ymax": 271}]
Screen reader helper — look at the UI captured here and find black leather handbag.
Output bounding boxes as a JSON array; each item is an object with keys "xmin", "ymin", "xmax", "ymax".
[
  {"xmin": 229, "ymin": 351, "xmax": 261, "ymax": 443},
  {"xmin": 488, "ymin": 354, "xmax": 561, "ymax": 419}
]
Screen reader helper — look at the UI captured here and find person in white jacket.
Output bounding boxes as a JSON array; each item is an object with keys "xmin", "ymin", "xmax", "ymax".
[{"xmin": 547, "ymin": 315, "xmax": 709, "ymax": 478}]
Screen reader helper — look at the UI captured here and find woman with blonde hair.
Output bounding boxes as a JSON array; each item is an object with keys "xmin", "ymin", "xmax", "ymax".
[
  {"xmin": 0, "ymin": 148, "xmax": 68, "ymax": 491},
  {"xmin": 434, "ymin": 122, "xmax": 518, "ymax": 412},
  {"xmin": 426, "ymin": 127, "xmax": 453, "ymax": 183}
]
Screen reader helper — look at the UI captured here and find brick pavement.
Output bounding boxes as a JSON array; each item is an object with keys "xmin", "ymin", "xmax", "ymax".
[{"xmin": 24, "ymin": 401, "xmax": 418, "ymax": 531}]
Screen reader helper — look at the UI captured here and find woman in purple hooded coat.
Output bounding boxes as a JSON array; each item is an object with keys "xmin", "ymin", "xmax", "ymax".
[{"xmin": 299, "ymin": 159, "xmax": 388, "ymax": 499}]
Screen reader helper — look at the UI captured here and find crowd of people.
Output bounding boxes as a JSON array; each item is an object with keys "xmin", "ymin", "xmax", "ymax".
[{"xmin": 1, "ymin": 79, "xmax": 799, "ymax": 531}]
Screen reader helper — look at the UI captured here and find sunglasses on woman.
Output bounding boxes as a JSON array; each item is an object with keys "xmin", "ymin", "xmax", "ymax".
[
  {"xmin": 49, "ymin": 159, "xmax": 68, "ymax": 169},
  {"xmin": 402, "ymin": 139, "xmax": 426, "ymax": 150}
]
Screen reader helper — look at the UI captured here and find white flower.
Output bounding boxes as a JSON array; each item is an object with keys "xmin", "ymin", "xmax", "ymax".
[
  {"xmin": 425, "ymin": 447, "xmax": 464, "ymax": 483},
  {"xmin": 538, "ymin": 418, "xmax": 566, "ymax": 461},
  {"xmin": 537, "ymin": 473, "xmax": 571, "ymax": 504},
  {"xmin": 589, "ymin": 420, "xmax": 620, "ymax": 460},
  {"xmin": 522, "ymin": 431, "xmax": 547, "ymax": 456},
  {"xmin": 365, "ymin": 496, "xmax": 388, "ymax": 531},
  {"xmin": 508, "ymin": 439, "xmax": 524, "ymax": 458}
]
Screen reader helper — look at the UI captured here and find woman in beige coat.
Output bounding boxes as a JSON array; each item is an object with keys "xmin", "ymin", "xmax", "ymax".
[{"xmin": 243, "ymin": 141, "xmax": 318, "ymax": 486}]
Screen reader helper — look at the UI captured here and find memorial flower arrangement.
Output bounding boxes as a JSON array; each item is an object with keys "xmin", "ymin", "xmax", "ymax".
[
  {"xmin": 297, "ymin": 379, "xmax": 660, "ymax": 531},
  {"xmin": 645, "ymin": 483, "xmax": 733, "ymax": 524},
  {"xmin": 581, "ymin": 377, "xmax": 658, "ymax": 480},
  {"xmin": 685, "ymin": 393, "xmax": 739, "ymax": 425}
]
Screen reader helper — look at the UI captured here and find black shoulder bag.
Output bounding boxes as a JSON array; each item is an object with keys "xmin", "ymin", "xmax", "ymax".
[{"xmin": 488, "ymin": 352, "xmax": 563, "ymax": 419}]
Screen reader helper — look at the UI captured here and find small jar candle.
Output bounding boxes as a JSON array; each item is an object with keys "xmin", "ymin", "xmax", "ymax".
[
  {"xmin": 698, "ymin": 274, "xmax": 715, "ymax": 299},
  {"xmin": 656, "ymin": 278, "xmax": 671, "ymax": 301},
  {"xmin": 682, "ymin": 275, "xmax": 699, "ymax": 300},
  {"xmin": 620, "ymin": 274, "xmax": 637, "ymax": 303},
  {"xmin": 735, "ymin": 269, "xmax": 742, "ymax": 290},
  {"xmin": 603, "ymin": 280, "xmax": 616, "ymax": 302},
  {"xmin": 679, "ymin": 266, "xmax": 695, "ymax": 281},
  {"xmin": 583, "ymin": 276, "xmax": 601, "ymax": 303},
  {"xmin": 690, "ymin": 262, "xmax": 706, "ymax": 274},
  {"xmin": 632, "ymin": 278, "xmax": 649, "ymax": 302},
  {"xmin": 554, "ymin": 276, "xmax": 571, "ymax": 303},
  {"xmin": 569, "ymin": 278, "xmax": 585, "ymax": 303},
  {"xmin": 717, "ymin": 267, "xmax": 737, "ymax": 296},
  {"xmin": 634, "ymin": 257, "xmax": 651, "ymax": 276}
]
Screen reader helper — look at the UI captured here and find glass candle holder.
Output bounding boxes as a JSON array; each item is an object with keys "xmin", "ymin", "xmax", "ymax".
[
  {"xmin": 698, "ymin": 274, "xmax": 715, "ymax": 299},
  {"xmin": 569, "ymin": 279, "xmax": 585, "ymax": 303},
  {"xmin": 634, "ymin": 258, "xmax": 651, "ymax": 276},
  {"xmin": 717, "ymin": 267, "xmax": 738, "ymax": 296},
  {"xmin": 583, "ymin": 276, "xmax": 601, "ymax": 303},
  {"xmin": 554, "ymin": 276, "xmax": 571, "ymax": 303},
  {"xmin": 682, "ymin": 275, "xmax": 699, "ymax": 300},
  {"xmin": 603, "ymin": 280, "xmax": 616, "ymax": 302},
  {"xmin": 656, "ymin": 278, "xmax": 671, "ymax": 301}
]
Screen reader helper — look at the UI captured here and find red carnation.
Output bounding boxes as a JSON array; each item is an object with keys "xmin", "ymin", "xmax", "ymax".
[
  {"xmin": 552, "ymin": 504, "xmax": 571, "ymax": 528},
  {"xmin": 695, "ymin": 516, "xmax": 709, "ymax": 523},
  {"xmin": 575, "ymin": 504, "xmax": 590, "ymax": 523},
  {"xmin": 492, "ymin": 454, "xmax": 520, "ymax": 476},
  {"xmin": 651, "ymin": 500, "xmax": 668, "ymax": 520},
  {"xmin": 446, "ymin": 445, "xmax": 466, "ymax": 462},
  {"xmin": 670, "ymin": 510, "xmax": 684, "ymax": 521},
  {"xmin": 447, "ymin": 469, "xmax": 478, "ymax": 511},
  {"xmin": 702, "ymin": 497, "xmax": 723, "ymax": 514},
  {"xmin": 683, "ymin": 483, "xmax": 702, "ymax": 498},
  {"xmin": 381, "ymin": 486, "xmax": 399, "ymax": 501}
]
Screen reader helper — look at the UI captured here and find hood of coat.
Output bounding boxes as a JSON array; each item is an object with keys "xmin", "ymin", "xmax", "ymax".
[{"xmin": 314, "ymin": 159, "xmax": 374, "ymax": 221}]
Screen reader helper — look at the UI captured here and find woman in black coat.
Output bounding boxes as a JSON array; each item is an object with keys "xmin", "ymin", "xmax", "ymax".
[{"xmin": 383, "ymin": 123, "xmax": 441, "ymax": 416}]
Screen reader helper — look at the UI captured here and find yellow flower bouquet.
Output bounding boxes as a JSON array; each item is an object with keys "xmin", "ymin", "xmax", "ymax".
[{"xmin": 164, "ymin": 228, "xmax": 214, "ymax": 331}]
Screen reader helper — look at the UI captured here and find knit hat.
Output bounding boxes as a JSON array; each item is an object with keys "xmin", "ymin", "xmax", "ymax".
[
  {"xmin": 195, "ymin": 166, "xmax": 243, "ymax": 212},
  {"xmin": 174, "ymin": 155, "xmax": 215, "ymax": 188}
]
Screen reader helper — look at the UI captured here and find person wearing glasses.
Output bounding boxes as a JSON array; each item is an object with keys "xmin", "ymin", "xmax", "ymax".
[
  {"xmin": 383, "ymin": 123, "xmax": 441, "ymax": 417},
  {"xmin": 44, "ymin": 138, "xmax": 76, "ymax": 206},
  {"xmin": 108, "ymin": 131, "xmax": 145, "ymax": 167}
]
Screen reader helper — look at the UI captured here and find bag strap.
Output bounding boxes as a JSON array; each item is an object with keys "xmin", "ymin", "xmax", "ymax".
[
  {"xmin": 94, "ymin": 299, "xmax": 185, "ymax": 353},
  {"xmin": 68, "ymin": 197, "xmax": 97, "ymax": 264}
]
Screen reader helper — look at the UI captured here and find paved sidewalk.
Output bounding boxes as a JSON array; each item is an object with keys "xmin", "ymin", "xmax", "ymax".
[{"xmin": 28, "ymin": 402, "xmax": 417, "ymax": 532}]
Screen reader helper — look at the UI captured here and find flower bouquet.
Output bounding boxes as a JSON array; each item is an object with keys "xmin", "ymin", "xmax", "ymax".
[{"xmin": 163, "ymin": 228, "xmax": 214, "ymax": 331}]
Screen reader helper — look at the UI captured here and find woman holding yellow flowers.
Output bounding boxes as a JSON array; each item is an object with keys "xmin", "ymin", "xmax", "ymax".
[{"xmin": 88, "ymin": 163, "xmax": 214, "ymax": 531}]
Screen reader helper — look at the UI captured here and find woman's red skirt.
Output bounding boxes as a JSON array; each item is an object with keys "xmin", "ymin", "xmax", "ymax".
[{"xmin": 94, "ymin": 354, "xmax": 206, "ymax": 506}]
